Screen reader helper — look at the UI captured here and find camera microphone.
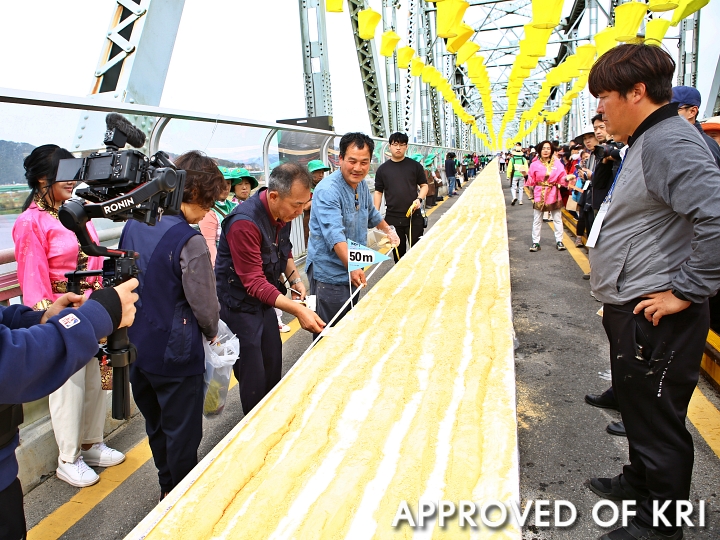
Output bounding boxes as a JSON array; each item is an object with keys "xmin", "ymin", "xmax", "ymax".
[{"xmin": 105, "ymin": 113, "xmax": 147, "ymax": 148}]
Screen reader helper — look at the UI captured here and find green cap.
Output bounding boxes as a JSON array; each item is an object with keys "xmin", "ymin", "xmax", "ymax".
[
  {"xmin": 411, "ymin": 153, "xmax": 424, "ymax": 162},
  {"xmin": 308, "ymin": 159, "xmax": 331, "ymax": 173},
  {"xmin": 424, "ymin": 156, "xmax": 435, "ymax": 167},
  {"xmin": 223, "ymin": 167, "xmax": 259, "ymax": 189}
]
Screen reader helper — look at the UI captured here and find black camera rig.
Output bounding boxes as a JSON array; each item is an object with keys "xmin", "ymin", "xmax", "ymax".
[{"xmin": 56, "ymin": 114, "xmax": 184, "ymax": 420}]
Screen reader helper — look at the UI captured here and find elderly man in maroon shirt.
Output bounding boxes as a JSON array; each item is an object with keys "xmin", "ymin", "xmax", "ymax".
[{"xmin": 215, "ymin": 163, "xmax": 325, "ymax": 413}]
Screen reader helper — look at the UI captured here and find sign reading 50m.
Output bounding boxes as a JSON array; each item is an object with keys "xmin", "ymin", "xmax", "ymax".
[{"xmin": 347, "ymin": 239, "xmax": 390, "ymax": 271}]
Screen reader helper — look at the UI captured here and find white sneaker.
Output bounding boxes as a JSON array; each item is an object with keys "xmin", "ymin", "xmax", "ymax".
[
  {"xmin": 279, "ymin": 324, "xmax": 291, "ymax": 333},
  {"xmin": 56, "ymin": 456, "xmax": 99, "ymax": 487},
  {"xmin": 81, "ymin": 442, "xmax": 125, "ymax": 467}
]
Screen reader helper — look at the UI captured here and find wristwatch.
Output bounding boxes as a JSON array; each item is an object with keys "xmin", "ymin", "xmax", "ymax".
[
  {"xmin": 671, "ymin": 288, "xmax": 689, "ymax": 302},
  {"xmin": 290, "ymin": 278, "xmax": 302, "ymax": 286}
]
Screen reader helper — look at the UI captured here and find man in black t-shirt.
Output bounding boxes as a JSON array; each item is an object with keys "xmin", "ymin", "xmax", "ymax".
[{"xmin": 373, "ymin": 132, "xmax": 428, "ymax": 262}]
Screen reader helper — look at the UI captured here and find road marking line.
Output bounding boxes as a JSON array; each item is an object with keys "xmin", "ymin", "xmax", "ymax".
[
  {"xmin": 28, "ymin": 440, "xmax": 153, "ymax": 540},
  {"xmin": 548, "ymin": 222, "xmax": 590, "ymax": 274},
  {"xmin": 548, "ymin": 221, "xmax": 720, "ymax": 460},
  {"xmin": 29, "ymin": 322, "xmax": 304, "ymax": 538},
  {"xmin": 689, "ymin": 388, "xmax": 720, "ymax": 457}
]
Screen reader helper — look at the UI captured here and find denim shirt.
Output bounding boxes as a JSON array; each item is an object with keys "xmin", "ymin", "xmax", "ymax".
[{"xmin": 306, "ymin": 169, "xmax": 383, "ymax": 285}]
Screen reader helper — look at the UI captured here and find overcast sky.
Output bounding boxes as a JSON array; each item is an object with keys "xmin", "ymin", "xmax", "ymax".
[{"xmin": 1, "ymin": 0, "xmax": 719, "ymax": 148}]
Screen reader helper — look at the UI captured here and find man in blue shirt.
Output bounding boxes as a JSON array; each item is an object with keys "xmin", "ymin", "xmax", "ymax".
[{"xmin": 306, "ymin": 133, "xmax": 398, "ymax": 338}]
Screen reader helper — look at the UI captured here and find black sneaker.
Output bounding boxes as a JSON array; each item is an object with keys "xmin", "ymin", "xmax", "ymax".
[
  {"xmin": 556, "ymin": 241, "xmax": 566, "ymax": 251},
  {"xmin": 529, "ymin": 243, "xmax": 540, "ymax": 252},
  {"xmin": 511, "ymin": 198, "xmax": 517, "ymax": 206},
  {"xmin": 588, "ymin": 475, "xmax": 648, "ymax": 501},
  {"xmin": 599, "ymin": 520, "xmax": 682, "ymax": 540}
]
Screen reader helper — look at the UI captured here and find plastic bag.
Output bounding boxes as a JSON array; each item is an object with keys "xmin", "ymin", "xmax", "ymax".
[
  {"xmin": 366, "ymin": 226, "xmax": 400, "ymax": 250},
  {"xmin": 203, "ymin": 319, "xmax": 240, "ymax": 417}
]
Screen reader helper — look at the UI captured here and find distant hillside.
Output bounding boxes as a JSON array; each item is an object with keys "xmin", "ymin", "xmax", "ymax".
[{"xmin": 0, "ymin": 140, "xmax": 35, "ymax": 186}]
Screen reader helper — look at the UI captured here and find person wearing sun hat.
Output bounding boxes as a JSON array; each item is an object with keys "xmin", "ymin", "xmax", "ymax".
[
  {"xmin": 302, "ymin": 160, "xmax": 332, "ymax": 251},
  {"xmin": 307, "ymin": 159, "xmax": 331, "ymax": 185},
  {"xmin": 507, "ymin": 143, "xmax": 529, "ymax": 206},
  {"xmin": 199, "ymin": 167, "xmax": 248, "ymax": 266},
  {"xmin": 231, "ymin": 167, "xmax": 259, "ymax": 202}
]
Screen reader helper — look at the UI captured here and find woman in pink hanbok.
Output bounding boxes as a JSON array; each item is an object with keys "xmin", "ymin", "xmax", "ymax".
[
  {"xmin": 525, "ymin": 140, "xmax": 568, "ymax": 252},
  {"xmin": 12, "ymin": 145, "xmax": 125, "ymax": 488}
]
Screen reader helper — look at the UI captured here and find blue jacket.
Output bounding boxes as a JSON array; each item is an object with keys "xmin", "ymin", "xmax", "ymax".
[
  {"xmin": 0, "ymin": 301, "xmax": 112, "ymax": 492},
  {"xmin": 120, "ymin": 215, "xmax": 205, "ymax": 377},
  {"xmin": 306, "ymin": 170, "xmax": 383, "ymax": 285}
]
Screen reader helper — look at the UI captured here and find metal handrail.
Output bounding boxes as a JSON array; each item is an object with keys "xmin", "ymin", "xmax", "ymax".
[
  {"xmin": 0, "ymin": 87, "xmax": 338, "ymax": 137},
  {"xmin": 0, "ymin": 87, "xmax": 477, "ymax": 296}
]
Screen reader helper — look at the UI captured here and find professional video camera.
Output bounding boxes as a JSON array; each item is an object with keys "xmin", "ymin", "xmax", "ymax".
[
  {"xmin": 56, "ymin": 113, "xmax": 185, "ymax": 420},
  {"xmin": 593, "ymin": 140, "xmax": 625, "ymax": 162}
]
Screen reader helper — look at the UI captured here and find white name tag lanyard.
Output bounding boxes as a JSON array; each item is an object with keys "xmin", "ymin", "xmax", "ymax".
[{"xmin": 585, "ymin": 157, "xmax": 625, "ymax": 249}]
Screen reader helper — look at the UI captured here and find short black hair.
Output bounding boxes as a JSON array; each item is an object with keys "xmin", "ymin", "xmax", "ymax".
[
  {"xmin": 268, "ymin": 162, "xmax": 312, "ymax": 197},
  {"xmin": 535, "ymin": 140, "xmax": 557, "ymax": 156},
  {"xmin": 388, "ymin": 132, "xmax": 409, "ymax": 145},
  {"xmin": 589, "ymin": 44, "xmax": 675, "ymax": 104},
  {"xmin": 591, "ymin": 113, "xmax": 604, "ymax": 126},
  {"xmin": 339, "ymin": 132, "xmax": 375, "ymax": 159}
]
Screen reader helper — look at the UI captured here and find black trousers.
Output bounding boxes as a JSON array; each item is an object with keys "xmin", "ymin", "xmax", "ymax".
[
  {"xmin": 130, "ymin": 366, "xmax": 204, "ymax": 493},
  {"xmin": 0, "ymin": 478, "xmax": 25, "ymax": 540},
  {"xmin": 385, "ymin": 214, "xmax": 424, "ymax": 262},
  {"xmin": 222, "ymin": 304, "xmax": 282, "ymax": 414},
  {"xmin": 603, "ymin": 299, "xmax": 709, "ymax": 531},
  {"xmin": 307, "ymin": 264, "xmax": 355, "ymax": 341}
]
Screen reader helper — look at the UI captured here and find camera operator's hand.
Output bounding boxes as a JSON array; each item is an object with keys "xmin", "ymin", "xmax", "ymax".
[
  {"xmin": 41, "ymin": 292, "xmax": 85, "ymax": 324},
  {"xmin": 115, "ymin": 278, "xmax": 139, "ymax": 329}
]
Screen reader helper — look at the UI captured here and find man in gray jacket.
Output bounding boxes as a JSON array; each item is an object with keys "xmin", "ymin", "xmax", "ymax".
[{"xmin": 586, "ymin": 44, "xmax": 720, "ymax": 540}]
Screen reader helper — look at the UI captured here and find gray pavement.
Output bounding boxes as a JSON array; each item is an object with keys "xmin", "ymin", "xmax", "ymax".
[
  {"xmin": 504, "ymin": 172, "xmax": 720, "ymax": 539},
  {"xmin": 24, "ymin": 183, "xmax": 469, "ymax": 539},
  {"xmin": 25, "ymin": 173, "xmax": 720, "ymax": 539}
]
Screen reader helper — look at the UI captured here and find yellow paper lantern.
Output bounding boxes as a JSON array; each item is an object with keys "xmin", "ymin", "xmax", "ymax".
[
  {"xmin": 644, "ymin": 18, "xmax": 671, "ymax": 45},
  {"xmin": 518, "ymin": 55, "xmax": 540, "ymax": 70},
  {"xmin": 456, "ymin": 41, "xmax": 481, "ymax": 64},
  {"xmin": 521, "ymin": 25, "xmax": 553, "ymax": 57},
  {"xmin": 358, "ymin": 8, "xmax": 382, "ymax": 40},
  {"xmin": 446, "ymin": 23, "xmax": 475, "ymax": 53},
  {"xmin": 466, "ymin": 54, "xmax": 485, "ymax": 73},
  {"xmin": 380, "ymin": 30, "xmax": 401, "ymax": 56},
  {"xmin": 410, "ymin": 56, "xmax": 425, "ymax": 77},
  {"xmin": 594, "ymin": 26, "xmax": 618, "ymax": 57},
  {"xmin": 562, "ymin": 55, "xmax": 580, "ymax": 80},
  {"xmin": 614, "ymin": 2, "xmax": 648, "ymax": 42},
  {"xmin": 326, "ymin": 0, "xmax": 343, "ymax": 13},
  {"xmin": 531, "ymin": 0, "xmax": 565, "ymax": 29},
  {"xmin": 421, "ymin": 65, "xmax": 436, "ymax": 83},
  {"xmin": 437, "ymin": 0, "xmax": 469, "ymax": 38},
  {"xmin": 397, "ymin": 47, "xmax": 415, "ymax": 69},
  {"xmin": 649, "ymin": 0, "xmax": 679, "ymax": 11},
  {"xmin": 575, "ymin": 44, "xmax": 597, "ymax": 71},
  {"xmin": 671, "ymin": 0, "xmax": 709, "ymax": 25}
]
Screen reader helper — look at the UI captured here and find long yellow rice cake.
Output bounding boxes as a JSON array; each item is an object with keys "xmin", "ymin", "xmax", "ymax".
[{"xmin": 127, "ymin": 161, "xmax": 520, "ymax": 539}]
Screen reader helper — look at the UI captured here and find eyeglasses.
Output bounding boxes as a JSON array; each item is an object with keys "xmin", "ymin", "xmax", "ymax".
[{"xmin": 390, "ymin": 142, "xmax": 408, "ymax": 147}]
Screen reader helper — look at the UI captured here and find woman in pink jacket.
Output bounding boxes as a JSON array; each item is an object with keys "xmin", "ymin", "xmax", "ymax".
[
  {"xmin": 12, "ymin": 145, "xmax": 125, "ymax": 489},
  {"xmin": 525, "ymin": 140, "xmax": 568, "ymax": 252}
]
